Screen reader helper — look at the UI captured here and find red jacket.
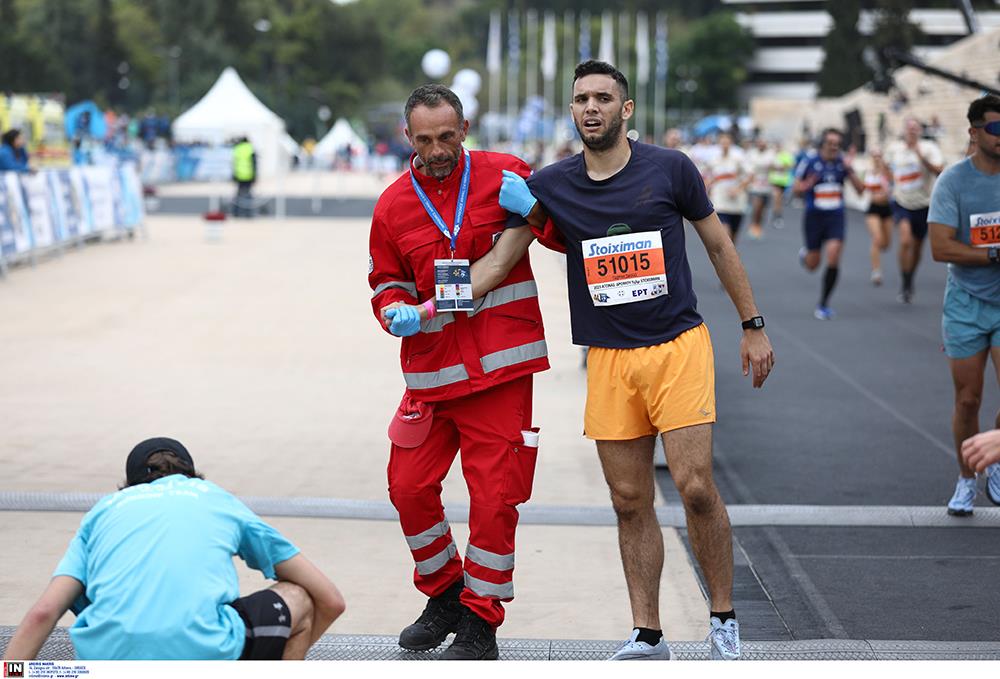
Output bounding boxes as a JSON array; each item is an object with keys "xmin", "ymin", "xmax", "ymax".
[{"xmin": 369, "ymin": 150, "xmax": 549, "ymax": 402}]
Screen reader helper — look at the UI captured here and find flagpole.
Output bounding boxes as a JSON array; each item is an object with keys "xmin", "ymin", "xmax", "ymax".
[
  {"xmin": 542, "ymin": 12, "xmax": 556, "ymax": 148},
  {"xmin": 487, "ymin": 10, "xmax": 501, "ymax": 149},
  {"xmin": 507, "ymin": 9, "xmax": 520, "ymax": 144},
  {"xmin": 635, "ymin": 11, "xmax": 649, "ymax": 141},
  {"xmin": 618, "ymin": 11, "xmax": 629, "ymax": 71},
  {"xmin": 561, "ymin": 9, "xmax": 575, "ymax": 143},
  {"xmin": 653, "ymin": 12, "xmax": 668, "ymax": 144}
]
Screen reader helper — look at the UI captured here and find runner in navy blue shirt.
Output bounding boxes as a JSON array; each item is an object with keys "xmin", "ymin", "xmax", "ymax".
[
  {"xmin": 793, "ymin": 129, "xmax": 864, "ymax": 320},
  {"xmin": 470, "ymin": 60, "xmax": 774, "ymax": 661}
]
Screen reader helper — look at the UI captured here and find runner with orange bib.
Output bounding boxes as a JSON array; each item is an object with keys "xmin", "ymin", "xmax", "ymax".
[{"xmin": 793, "ymin": 128, "xmax": 865, "ymax": 320}]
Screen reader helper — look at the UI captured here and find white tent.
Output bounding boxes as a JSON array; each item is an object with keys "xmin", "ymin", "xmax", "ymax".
[
  {"xmin": 172, "ymin": 67, "xmax": 291, "ymax": 177},
  {"xmin": 314, "ymin": 118, "xmax": 369, "ymax": 167}
]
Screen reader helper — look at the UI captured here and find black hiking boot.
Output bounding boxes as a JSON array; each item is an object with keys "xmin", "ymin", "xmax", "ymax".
[
  {"xmin": 398, "ymin": 580, "xmax": 464, "ymax": 651},
  {"xmin": 440, "ymin": 608, "xmax": 499, "ymax": 660}
]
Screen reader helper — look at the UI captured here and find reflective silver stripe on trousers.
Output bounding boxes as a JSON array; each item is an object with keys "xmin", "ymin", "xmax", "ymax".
[
  {"xmin": 480, "ymin": 340, "xmax": 548, "ymax": 374},
  {"xmin": 416, "ymin": 541, "xmax": 459, "ymax": 575},
  {"xmin": 421, "ymin": 280, "xmax": 540, "ymax": 334},
  {"xmin": 372, "ymin": 281, "xmax": 417, "ymax": 298},
  {"xmin": 403, "ymin": 363, "xmax": 470, "ymax": 390},
  {"xmin": 464, "ymin": 572, "xmax": 514, "ymax": 599},
  {"xmin": 465, "ymin": 544, "xmax": 515, "ymax": 572},
  {"xmin": 250, "ymin": 625, "xmax": 291, "ymax": 639},
  {"xmin": 405, "ymin": 519, "xmax": 451, "ymax": 551}
]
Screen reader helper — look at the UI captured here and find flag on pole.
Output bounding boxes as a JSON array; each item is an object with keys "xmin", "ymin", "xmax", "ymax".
[
  {"xmin": 508, "ymin": 10, "xmax": 520, "ymax": 119},
  {"xmin": 579, "ymin": 10, "xmax": 591, "ymax": 61},
  {"xmin": 487, "ymin": 10, "xmax": 501, "ymax": 75},
  {"xmin": 599, "ymin": 11, "xmax": 614, "ymax": 64},
  {"xmin": 526, "ymin": 9, "xmax": 538, "ymax": 100},
  {"xmin": 636, "ymin": 12, "xmax": 650, "ymax": 85},
  {"xmin": 655, "ymin": 14, "xmax": 669, "ymax": 83},
  {"xmin": 542, "ymin": 12, "xmax": 557, "ymax": 81}
]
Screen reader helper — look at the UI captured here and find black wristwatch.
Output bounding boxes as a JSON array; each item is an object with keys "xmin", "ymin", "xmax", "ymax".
[
  {"xmin": 741, "ymin": 316, "xmax": 765, "ymax": 330},
  {"xmin": 989, "ymin": 247, "xmax": 1000, "ymax": 264}
]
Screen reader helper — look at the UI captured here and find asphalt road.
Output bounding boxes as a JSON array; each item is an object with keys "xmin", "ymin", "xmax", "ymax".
[{"xmin": 666, "ymin": 204, "xmax": 1000, "ymax": 641}]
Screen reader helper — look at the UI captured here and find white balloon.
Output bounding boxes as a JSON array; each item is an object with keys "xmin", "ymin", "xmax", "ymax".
[
  {"xmin": 452, "ymin": 69, "xmax": 482, "ymax": 95},
  {"xmin": 453, "ymin": 87, "xmax": 479, "ymax": 120},
  {"xmin": 421, "ymin": 49, "xmax": 451, "ymax": 79}
]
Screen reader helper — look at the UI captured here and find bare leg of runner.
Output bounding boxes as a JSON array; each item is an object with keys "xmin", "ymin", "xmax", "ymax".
[
  {"xmin": 270, "ymin": 582, "xmax": 317, "ymax": 660},
  {"xmin": 662, "ymin": 423, "xmax": 733, "ymax": 612},
  {"xmin": 597, "ymin": 436, "xmax": 662, "ymax": 629},
  {"xmin": 950, "ymin": 350, "xmax": 988, "ymax": 479},
  {"xmin": 866, "ymin": 213, "xmax": 886, "ymax": 283}
]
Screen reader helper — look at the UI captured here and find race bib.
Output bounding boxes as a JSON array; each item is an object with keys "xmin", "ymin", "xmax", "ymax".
[
  {"xmin": 894, "ymin": 164, "xmax": 923, "ymax": 192},
  {"xmin": 434, "ymin": 259, "xmax": 473, "ymax": 311},
  {"xmin": 813, "ymin": 182, "xmax": 843, "ymax": 210},
  {"xmin": 970, "ymin": 211, "xmax": 1000, "ymax": 248},
  {"xmin": 582, "ymin": 231, "xmax": 667, "ymax": 306}
]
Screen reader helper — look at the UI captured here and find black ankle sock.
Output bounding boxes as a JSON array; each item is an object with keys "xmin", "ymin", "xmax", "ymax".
[
  {"xmin": 901, "ymin": 270, "xmax": 914, "ymax": 292},
  {"xmin": 711, "ymin": 609, "xmax": 736, "ymax": 624},
  {"xmin": 439, "ymin": 579, "xmax": 463, "ymax": 600},
  {"xmin": 634, "ymin": 627, "xmax": 662, "ymax": 645},
  {"xmin": 821, "ymin": 266, "xmax": 839, "ymax": 306}
]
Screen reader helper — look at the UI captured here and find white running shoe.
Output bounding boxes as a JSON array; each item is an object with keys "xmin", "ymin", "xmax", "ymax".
[
  {"xmin": 871, "ymin": 269, "xmax": 883, "ymax": 286},
  {"xmin": 986, "ymin": 464, "xmax": 1000, "ymax": 506},
  {"xmin": 708, "ymin": 617, "xmax": 741, "ymax": 660},
  {"xmin": 947, "ymin": 476, "xmax": 977, "ymax": 516},
  {"xmin": 606, "ymin": 629, "xmax": 672, "ymax": 661}
]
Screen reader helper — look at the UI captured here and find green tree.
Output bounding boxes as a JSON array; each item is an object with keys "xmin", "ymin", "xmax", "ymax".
[
  {"xmin": 665, "ymin": 12, "xmax": 754, "ymax": 111},
  {"xmin": 817, "ymin": 0, "xmax": 871, "ymax": 96},
  {"xmin": 870, "ymin": 0, "xmax": 924, "ymax": 58}
]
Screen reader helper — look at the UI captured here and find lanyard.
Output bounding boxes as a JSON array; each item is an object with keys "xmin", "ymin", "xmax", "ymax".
[{"xmin": 409, "ymin": 149, "xmax": 471, "ymax": 254}]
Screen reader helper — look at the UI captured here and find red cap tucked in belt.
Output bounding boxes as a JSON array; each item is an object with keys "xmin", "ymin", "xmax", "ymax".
[{"xmin": 388, "ymin": 392, "xmax": 434, "ymax": 448}]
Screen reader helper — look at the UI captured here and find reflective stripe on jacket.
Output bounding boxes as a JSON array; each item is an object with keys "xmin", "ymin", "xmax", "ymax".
[{"xmin": 368, "ymin": 150, "xmax": 549, "ymax": 402}]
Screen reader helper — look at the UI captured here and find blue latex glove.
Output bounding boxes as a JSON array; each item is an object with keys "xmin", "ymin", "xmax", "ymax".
[
  {"xmin": 385, "ymin": 305, "xmax": 421, "ymax": 337},
  {"xmin": 499, "ymin": 170, "xmax": 537, "ymax": 218}
]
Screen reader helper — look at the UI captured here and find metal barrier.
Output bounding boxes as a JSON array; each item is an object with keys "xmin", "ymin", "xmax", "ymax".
[
  {"xmin": 3, "ymin": 491, "xmax": 999, "ymax": 528},
  {"xmin": 3, "ymin": 628, "xmax": 999, "ymax": 661}
]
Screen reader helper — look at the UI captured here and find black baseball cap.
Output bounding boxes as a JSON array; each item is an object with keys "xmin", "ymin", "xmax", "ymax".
[{"xmin": 126, "ymin": 437, "xmax": 194, "ymax": 486}]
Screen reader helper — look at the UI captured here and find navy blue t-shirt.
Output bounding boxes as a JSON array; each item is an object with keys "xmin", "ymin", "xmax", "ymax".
[
  {"xmin": 794, "ymin": 152, "xmax": 849, "ymax": 213},
  {"xmin": 527, "ymin": 141, "xmax": 714, "ymax": 349}
]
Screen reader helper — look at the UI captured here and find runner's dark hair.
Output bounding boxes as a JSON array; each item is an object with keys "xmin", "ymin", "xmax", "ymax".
[
  {"xmin": 119, "ymin": 451, "xmax": 204, "ymax": 489},
  {"xmin": 967, "ymin": 94, "xmax": 1000, "ymax": 125},
  {"xmin": 404, "ymin": 85, "xmax": 464, "ymax": 127},
  {"xmin": 1, "ymin": 129, "xmax": 21, "ymax": 147},
  {"xmin": 818, "ymin": 128, "xmax": 843, "ymax": 147},
  {"xmin": 573, "ymin": 60, "xmax": 629, "ymax": 101}
]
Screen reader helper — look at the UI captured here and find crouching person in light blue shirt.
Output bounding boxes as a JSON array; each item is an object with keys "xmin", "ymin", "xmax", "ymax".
[{"xmin": 2, "ymin": 437, "xmax": 346, "ymax": 660}]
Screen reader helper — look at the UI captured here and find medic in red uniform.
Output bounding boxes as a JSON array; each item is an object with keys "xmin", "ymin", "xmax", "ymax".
[{"xmin": 368, "ymin": 84, "xmax": 548, "ymax": 660}]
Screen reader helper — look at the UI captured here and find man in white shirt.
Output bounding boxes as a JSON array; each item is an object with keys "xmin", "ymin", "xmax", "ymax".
[
  {"xmin": 886, "ymin": 117, "xmax": 944, "ymax": 303},
  {"xmin": 706, "ymin": 132, "xmax": 751, "ymax": 243}
]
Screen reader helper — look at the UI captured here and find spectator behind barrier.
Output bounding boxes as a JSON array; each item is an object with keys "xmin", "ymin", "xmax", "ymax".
[{"xmin": 0, "ymin": 128, "xmax": 30, "ymax": 173}]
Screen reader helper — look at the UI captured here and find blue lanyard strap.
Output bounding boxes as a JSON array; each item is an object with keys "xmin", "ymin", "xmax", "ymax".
[{"xmin": 409, "ymin": 149, "xmax": 471, "ymax": 253}]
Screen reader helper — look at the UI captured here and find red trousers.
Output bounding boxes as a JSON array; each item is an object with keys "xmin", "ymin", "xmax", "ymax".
[{"xmin": 387, "ymin": 376, "xmax": 537, "ymax": 627}]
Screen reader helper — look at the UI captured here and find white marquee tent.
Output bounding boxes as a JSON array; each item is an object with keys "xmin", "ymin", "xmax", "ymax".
[
  {"xmin": 172, "ymin": 67, "xmax": 295, "ymax": 176},
  {"xmin": 314, "ymin": 118, "xmax": 369, "ymax": 168}
]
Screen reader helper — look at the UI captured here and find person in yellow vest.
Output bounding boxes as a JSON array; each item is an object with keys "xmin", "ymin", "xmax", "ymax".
[{"xmin": 232, "ymin": 136, "xmax": 257, "ymax": 218}]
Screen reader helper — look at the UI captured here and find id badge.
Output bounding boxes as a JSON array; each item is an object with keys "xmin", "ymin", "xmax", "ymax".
[{"xmin": 434, "ymin": 259, "xmax": 474, "ymax": 312}]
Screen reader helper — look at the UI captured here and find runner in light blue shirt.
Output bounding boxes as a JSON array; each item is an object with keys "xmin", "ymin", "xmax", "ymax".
[
  {"xmin": 928, "ymin": 94, "xmax": 1000, "ymax": 517},
  {"xmin": 4, "ymin": 437, "xmax": 345, "ymax": 660}
]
